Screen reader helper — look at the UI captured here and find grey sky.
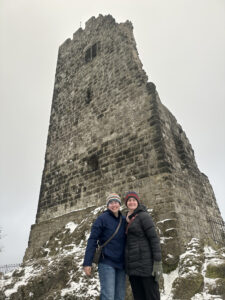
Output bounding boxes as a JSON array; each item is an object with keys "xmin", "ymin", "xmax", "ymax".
[{"xmin": 0, "ymin": 0, "xmax": 224, "ymax": 265}]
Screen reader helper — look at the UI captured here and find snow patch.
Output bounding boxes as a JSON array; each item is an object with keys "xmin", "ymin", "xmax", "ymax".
[
  {"xmin": 161, "ymin": 268, "xmax": 178, "ymax": 300},
  {"xmin": 157, "ymin": 219, "xmax": 175, "ymax": 224},
  {"xmin": 160, "ymin": 236, "xmax": 173, "ymax": 244},
  {"xmin": 192, "ymin": 293, "xmax": 223, "ymax": 300},
  {"xmin": 165, "ymin": 228, "xmax": 176, "ymax": 232},
  {"xmin": 92, "ymin": 205, "xmax": 105, "ymax": 215},
  {"xmin": 4, "ymin": 265, "xmax": 40, "ymax": 297},
  {"xmin": 65, "ymin": 222, "xmax": 78, "ymax": 233}
]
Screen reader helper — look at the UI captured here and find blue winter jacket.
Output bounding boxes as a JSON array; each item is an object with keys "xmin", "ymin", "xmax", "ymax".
[{"xmin": 83, "ymin": 209, "xmax": 126, "ymax": 269}]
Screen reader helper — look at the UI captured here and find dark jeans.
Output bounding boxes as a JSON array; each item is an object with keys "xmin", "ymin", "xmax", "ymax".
[{"xmin": 129, "ymin": 275, "xmax": 160, "ymax": 300}]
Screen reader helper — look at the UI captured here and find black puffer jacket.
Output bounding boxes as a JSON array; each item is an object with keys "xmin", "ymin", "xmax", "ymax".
[{"xmin": 125, "ymin": 204, "xmax": 162, "ymax": 277}]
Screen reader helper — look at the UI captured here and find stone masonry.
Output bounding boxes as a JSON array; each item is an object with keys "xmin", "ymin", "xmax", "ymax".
[{"xmin": 24, "ymin": 15, "xmax": 224, "ymax": 261}]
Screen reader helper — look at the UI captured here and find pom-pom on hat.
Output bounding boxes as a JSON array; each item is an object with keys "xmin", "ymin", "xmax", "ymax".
[
  {"xmin": 106, "ymin": 193, "xmax": 121, "ymax": 207},
  {"xmin": 124, "ymin": 191, "xmax": 140, "ymax": 206}
]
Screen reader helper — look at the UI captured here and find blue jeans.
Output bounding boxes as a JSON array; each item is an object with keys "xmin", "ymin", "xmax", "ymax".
[{"xmin": 98, "ymin": 263, "xmax": 126, "ymax": 300}]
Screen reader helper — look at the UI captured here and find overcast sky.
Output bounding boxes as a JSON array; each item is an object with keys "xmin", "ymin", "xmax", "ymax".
[{"xmin": 0, "ymin": 0, "xmax": 224, "ymax": 265}]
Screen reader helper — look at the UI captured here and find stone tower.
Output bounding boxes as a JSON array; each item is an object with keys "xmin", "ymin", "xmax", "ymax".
[{"xmin": 25, "ymin": 15, "xmax": 224, "ymax": 265}]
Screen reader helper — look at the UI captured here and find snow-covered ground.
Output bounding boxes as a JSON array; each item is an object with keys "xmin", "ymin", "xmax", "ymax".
[
  {"xmin": 161, "ymin": 238, "xmax": 224, "ymax": 300},
  {"xmin": 1, "ymin": 208, "xmax": 224, "ymax": 299}
]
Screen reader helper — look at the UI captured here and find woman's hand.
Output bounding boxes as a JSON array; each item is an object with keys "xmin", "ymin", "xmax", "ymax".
[
  {"xmin": 83, "ymin": 266, "xmax": 92, "ymax": 276},
  {"xmin": 152, "ymin": 261, "xmax": 163, "ymax": 282}
]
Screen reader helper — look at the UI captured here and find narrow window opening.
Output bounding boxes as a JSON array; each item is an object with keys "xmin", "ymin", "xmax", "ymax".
[
  {"xmin": 85, "ymin": 48, "xmax": 91, "ymax": 62},
  {"xmin": 85, "ymin": 41, "xmax": 100, "ymax": 63},
  {"xmin": 86, "ymin": 88, "xmax": 92, "ymax": 104},
  {"xmin": 87, "ymin": 155, "xmax": 99, "ymax": 172},
  {"xmin": 92, "ymin": 43, "xmax": 97, "ymax": 58}
]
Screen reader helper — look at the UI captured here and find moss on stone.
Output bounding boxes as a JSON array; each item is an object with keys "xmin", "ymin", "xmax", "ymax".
[
  {"xmin": 163, "ymin": 261, "xmax": 178, "ymax": 274},
  {"xmin": 9, "ymin": 256, "xmax": 73, "ymax": 300},
  {"xmin": 179, "ymin": 253, "xmax": 204, "ymax": 275},
  {"xmin": 207, "ymin": 278, "xmax": 225, "ymax": 297},
  {"xmin": 0, "ymin": 290, "xmax": 6, "ymax": 300},
  {"xmin": 172, "ymin": 273, "xmax": 204, "ymax": 299},
  {"xmin": 206, "ymin": 262, "xmax": 225, "ymax": 279},
  {"xmin": 161, "ymin": 238, "xmax": 180, "ymax": 274}
]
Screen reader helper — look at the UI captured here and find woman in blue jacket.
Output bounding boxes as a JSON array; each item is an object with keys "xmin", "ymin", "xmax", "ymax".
[{"xmin": 83, "ymin": 193, "xmax": 126, "ymax": 300}]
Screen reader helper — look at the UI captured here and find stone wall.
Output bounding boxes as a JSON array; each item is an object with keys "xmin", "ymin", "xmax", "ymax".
[
  {"xmin": 24, "ymin": 206, "xmax": 96, "ymax": 261},
  {"xmin": 26, "ymin": 14, "xmax": 224, "ymax": 260},
  {"xmin": 36, "ymin": 14, "xmax": 151, "ymax": 222}
]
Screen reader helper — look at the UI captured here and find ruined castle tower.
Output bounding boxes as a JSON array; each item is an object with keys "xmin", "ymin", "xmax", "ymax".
[{"xmin": 25, "ymin": 15, "xmax": 224, "ymax": 264}]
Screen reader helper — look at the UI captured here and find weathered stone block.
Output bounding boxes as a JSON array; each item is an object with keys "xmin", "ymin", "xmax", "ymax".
[
  {"xmin": 207, "ymin": 278, "xmax": 225, "ymax": 297},
  {"xmin": 206, "ymin": 262, "xmax": 225, "ymax": 279},
  {"xmin": 172, "ymin": 273, "xmax": 204, "ymax": 299}
]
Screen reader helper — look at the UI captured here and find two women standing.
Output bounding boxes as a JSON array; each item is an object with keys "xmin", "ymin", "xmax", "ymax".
[{"xmin": 83, "ymin": 192, "xmax": 162, "ymax": 300}]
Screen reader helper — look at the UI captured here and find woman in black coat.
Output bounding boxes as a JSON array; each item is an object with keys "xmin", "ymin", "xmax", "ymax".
[{"xmin": 124, "ymin": 191, "xmax": 162, "ymax": 300}]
